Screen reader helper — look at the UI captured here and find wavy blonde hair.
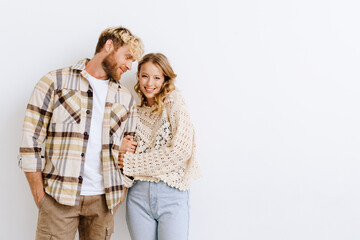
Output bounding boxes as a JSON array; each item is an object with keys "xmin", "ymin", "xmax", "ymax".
[
  {"xmin": 95, "ymin": 26, "xmax": 144, "ymax": 61},
  {"xmin": 135, "ymin": 53, "xmax": 176, "ymax": 114}
]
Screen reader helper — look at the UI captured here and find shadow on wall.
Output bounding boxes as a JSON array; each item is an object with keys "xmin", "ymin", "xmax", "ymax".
[{"xmin": 121, "ymin": 72, "xmax": 141, "ymax": 105}]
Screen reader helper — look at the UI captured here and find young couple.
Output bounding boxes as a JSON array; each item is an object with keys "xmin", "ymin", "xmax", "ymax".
[{"xmin": 18, "ymin": 26, "xmax": 201, "ymax": 240}]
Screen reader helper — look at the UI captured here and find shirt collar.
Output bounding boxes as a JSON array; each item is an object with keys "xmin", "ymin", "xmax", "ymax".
[
  {"xmin": 71, "ymin": 58, "xmax": 89, "ymax": 71},
  {"xmin": 71, "ymin": 58, "xmax": 120, "ymax": 87}
]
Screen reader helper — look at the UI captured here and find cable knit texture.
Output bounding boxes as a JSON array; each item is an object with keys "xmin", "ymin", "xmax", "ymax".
[{"xmin": 123, "ymin": 90, "xmax": 201, "ymax": 190}]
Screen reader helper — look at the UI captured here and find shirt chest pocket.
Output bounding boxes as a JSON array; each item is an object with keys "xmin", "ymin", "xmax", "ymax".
[{"xmin": 52, "ymin": 89, "xmax": 82, "ymax": 124}]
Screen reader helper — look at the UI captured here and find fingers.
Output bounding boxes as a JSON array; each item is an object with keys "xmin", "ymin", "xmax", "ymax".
[
  {"xmin": 127, "ymin": 149, "xmax": 135, "ymax": 154},
  {"xmin": 123, "ymin": 139, "xmax": 138, "ymax": 147},
  {"xmin": 125, "ymin": 139, "xmax": 137, "ymax": 151},
  {"xmin": 120, "ymin": 135, "xmax": 138, "ymax": 154},
  {"xmin": 125, "ymin": 140, "xmax": 138, "ymax": 146},
  {"xmin": 124, "ymin": 135, "xmax": 133, "ymax": 140},
  {"xmin": 124, "ymin": 135, "xmax": 137, "ymax": 143}
]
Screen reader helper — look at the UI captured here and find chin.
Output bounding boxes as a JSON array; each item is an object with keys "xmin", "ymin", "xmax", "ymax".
[
  {"xmin": 112, "ymin": 74, "xmax": 121, "ymax": 81},
  {"xmin": 144, "ymin": 93, "xmax": 154, "ymax": 99}
]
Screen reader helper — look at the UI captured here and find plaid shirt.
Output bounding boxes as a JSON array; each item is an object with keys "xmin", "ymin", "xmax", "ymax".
[{"xmin": 19, "ymin": 59, "xmax": 136, "ymax": 210}]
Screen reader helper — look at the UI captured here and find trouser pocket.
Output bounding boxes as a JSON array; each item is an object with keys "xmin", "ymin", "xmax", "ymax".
[
  {"xmin": 36, "ymin": 194, "xmax": 78, "ymax": 240},
  {"xmin": 105, "ymin": 227, "xmax": 113, "ymax": 240}
]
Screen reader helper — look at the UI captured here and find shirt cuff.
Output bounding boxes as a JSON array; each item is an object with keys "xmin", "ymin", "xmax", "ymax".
[{"xmin": 18, "ymin": 154, "xmax": 45, "ymax": 172}]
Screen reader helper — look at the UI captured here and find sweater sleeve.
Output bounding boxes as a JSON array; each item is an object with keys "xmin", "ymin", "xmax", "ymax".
[
  {"xmin": 19, "ymin": 73, "xmax": 55, "ymax": 172},
  {"xmin": 123, "ymin": 92, "xmax": 194, "ymax": 177}
]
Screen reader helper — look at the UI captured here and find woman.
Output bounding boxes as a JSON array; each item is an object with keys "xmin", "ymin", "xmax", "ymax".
[{"xmin": 119, "ymin": 53, "xmax": 201, "ymax": 240}]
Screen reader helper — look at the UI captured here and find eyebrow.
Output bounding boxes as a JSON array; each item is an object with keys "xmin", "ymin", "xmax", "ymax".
[{"xmin": 140, "ymin": 72, "xmax": 162, "ymax": 77}]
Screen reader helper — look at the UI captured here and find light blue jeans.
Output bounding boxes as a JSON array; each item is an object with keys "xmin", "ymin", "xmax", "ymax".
[{"xmin": 126, "ymin": 181, "xmax": 190, "ymax": 240}]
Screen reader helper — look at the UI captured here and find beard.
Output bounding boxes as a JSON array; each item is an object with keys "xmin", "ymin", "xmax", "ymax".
[{"xmin": 102, "ymin": 51, "xmax": 121, "ymax": 81}]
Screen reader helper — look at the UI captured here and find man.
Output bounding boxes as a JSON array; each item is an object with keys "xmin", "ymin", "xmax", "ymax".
[{"xmin": 18, "ymin": 26, "xmax": 144, "ymax": 239}]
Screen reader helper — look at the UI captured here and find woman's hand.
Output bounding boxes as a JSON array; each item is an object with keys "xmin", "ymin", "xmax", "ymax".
[
  {"xmin": 120, "ymin": 135, "xmax": 138, "ymax": 154},
  {"xmin": 119, "ymin": 135, "xmax": 138, "ymax": 168}
]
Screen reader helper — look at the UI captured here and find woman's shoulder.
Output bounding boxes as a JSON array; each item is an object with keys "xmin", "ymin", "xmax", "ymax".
[{"xmin": 164, "ymin": 89, "xmax": 185, "ymax": 105}]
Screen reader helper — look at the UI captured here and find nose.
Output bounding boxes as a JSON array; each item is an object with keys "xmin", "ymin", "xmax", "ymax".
[
  {"xmin": 126, "ymin": 60, "xmax": 132, "ymax": 71},
  {"xmin": 145, "ymin": 78, "xmax": 154, "ymax": 86}
]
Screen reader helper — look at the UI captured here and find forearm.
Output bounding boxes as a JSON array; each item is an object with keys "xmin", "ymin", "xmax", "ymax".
[
  {"xmin": 25, "ymin": 172, "xmax": 45, "ymax": 206},
  {"xmin": 124, "ymin": 146, "xmax": 191, "ymax": 176}
]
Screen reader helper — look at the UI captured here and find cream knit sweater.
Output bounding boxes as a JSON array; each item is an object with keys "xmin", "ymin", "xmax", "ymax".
[{"xmin": 123, "ymin": 90, "xmax": 201, "ymax": 191}]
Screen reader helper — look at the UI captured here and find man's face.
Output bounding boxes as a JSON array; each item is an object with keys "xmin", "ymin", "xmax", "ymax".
[{"xmin": 102, "ymin": 44, "xmax": 135, "ymax": 81}]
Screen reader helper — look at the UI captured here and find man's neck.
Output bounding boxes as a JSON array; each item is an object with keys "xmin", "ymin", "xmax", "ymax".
[{"xmin": 85, "ymin": 54, "xmax": 108, "ymax": 80}]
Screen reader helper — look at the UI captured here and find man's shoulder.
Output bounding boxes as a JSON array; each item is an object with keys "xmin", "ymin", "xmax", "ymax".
[
  {"xmin": 117, "ymin": 83, "xmax": 134, "ymax": 98},
  {"xmin": 41, "ymin": 60, "xmax": 86, "ymax": 89},
  {"xmin": 45, "ymin": 59, "xmax": 87, "ymax": 77},
  {"xmin": 114, "ymin": 83, "xmax": 137, "ymax": 108},
  {"xmin": 118, "ymin": 83, "xmax": 130, "ymax": 92},
  {"xmin": 45, "ymin": 66, "xmax": 72, "ymax": 77}
]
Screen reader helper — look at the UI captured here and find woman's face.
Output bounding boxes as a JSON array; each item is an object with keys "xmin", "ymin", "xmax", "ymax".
[{"xmin": 138, "ymin": 62, "xmax": 165, "ymax": 106}]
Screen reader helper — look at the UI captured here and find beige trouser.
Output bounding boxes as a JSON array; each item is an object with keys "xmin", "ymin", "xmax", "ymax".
[{"xmin": 36, "ymin": 194, "xmax": 120, "ymax": 240}]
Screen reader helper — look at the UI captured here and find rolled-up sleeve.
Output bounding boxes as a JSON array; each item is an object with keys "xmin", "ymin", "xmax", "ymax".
[{"xmin": 19, "ymin": 74, "xmax": 55, "ymax": 172}]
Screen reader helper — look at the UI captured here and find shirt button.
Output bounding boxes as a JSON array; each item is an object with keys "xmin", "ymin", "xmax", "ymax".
[
  {"xmin": 84, "ymin": 132, "xmax": 88, "ymax": 136},
  {"xmin": 81, "ymin": 153, "xmax": 85, "ymax": 157},
  {"xmin": 78, "ymin": 176, "xmax": 83, "ymax": 181},
  {"xmin": 86, "ymin": 110, "xmax": 91, "ymax": 114},
  {"xmin": 87, "ymin": 90, "xmax": 92, "ymax": 96}
]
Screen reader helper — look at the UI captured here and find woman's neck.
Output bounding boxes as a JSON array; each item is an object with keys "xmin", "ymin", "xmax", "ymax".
[{"xmin": 146, "ymin": 98, "xmax": 155, "ymax": 107}]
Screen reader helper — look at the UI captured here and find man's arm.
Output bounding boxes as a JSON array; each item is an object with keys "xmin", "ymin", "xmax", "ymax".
[
  {"xmin": 19, "ymin": 74, "xmax": 54, "ymax": 172},
  {"xmin": 118, "ymin": 97, "xmax": 138, "ymax": 188},
  {"xmin": 25, "ymin": 172, "xmax": 45, "ymax": 207},
  {"xmin": 19, "ymin": 74, "xmax": 55, "ymax": 206}
]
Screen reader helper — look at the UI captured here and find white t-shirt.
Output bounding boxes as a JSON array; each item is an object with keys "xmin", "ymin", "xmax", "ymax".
[{"xmin": 80, "ymin": 73, "xmax": 109, "ymax": 195}]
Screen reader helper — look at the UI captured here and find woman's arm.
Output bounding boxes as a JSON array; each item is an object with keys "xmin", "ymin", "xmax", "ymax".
[{"xmin": 123, "ymin": 92, "xmax": 194, "ymax": 177}]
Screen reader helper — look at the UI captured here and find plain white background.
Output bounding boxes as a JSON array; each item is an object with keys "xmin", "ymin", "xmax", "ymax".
[{"xmin": 1, "ymin": 0, "xmax": 360, "ymax": 239}]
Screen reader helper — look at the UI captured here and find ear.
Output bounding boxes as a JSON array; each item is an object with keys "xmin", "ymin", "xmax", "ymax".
[{"xmin": 104, "ymin": 39, "xmax": 114, "ymax": 53}]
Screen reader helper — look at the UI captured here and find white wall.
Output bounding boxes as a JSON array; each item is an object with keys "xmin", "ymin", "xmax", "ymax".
[{"xmin": 1, "ymin": 0, "xmax": 360, "ymax": 239}]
